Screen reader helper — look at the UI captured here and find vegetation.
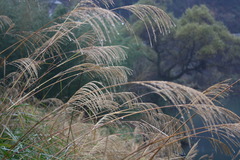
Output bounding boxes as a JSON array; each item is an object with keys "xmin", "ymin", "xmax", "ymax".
[
  {"xmin": 155, "ymin": 5, "xmax": 240, "ymax": 85},
  {"xmin": 152, "ymin": 0, "xmax": 240, "ymax": 33},
  {"xmin": 0, "ymin": 0, "xmax": 240, "ymax": 160},
  {"xmin": 120, "ymin": 5, "xmax": 240, "ymax": 89},
  {"xmin": 0, "ymin": 0, "xmax": 49, "ymax": 31}
]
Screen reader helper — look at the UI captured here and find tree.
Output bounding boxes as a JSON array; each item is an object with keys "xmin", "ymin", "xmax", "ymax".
[
  {"xmin": 125, "ymin": 5, "xmax": 240, "ymax": 88},
  {"xmin": 153, "ymin": 0, "xmax": 240, "ymax": 33}
]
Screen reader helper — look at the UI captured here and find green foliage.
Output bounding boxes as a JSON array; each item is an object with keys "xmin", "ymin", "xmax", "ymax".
[
  {"xmin": 123, "ymin": 4, "xmax": 240, "ymax": 88},
  {"xmin": 151, "ymin": 0, "xmax": 240, "ymax": 33},
  {"xmin": 171, "ymin": 5, "xmax": 240, "ymax": 83},
  {"xmin": 0, "ymin": 0, "xmax": 49, "ymax": 31},
  {"xmin": 136, "ymin": 0, "xmax": 156, "ymax": 5},
  {"xmin": 52, "ymin": 4, "xmax": 68, "ymax": 19},
  {"xmin": 175, "ymin": 23, "xmax": 225, "ymax": 57},
  {"xmin": 179, "ymin": 5, "xmax": 215, "ymax": 25}
]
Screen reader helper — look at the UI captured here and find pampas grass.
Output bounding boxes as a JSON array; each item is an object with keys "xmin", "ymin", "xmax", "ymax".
[{"xmin": 0, "ymin": 0, "xmax": 239, "ymax": 159}]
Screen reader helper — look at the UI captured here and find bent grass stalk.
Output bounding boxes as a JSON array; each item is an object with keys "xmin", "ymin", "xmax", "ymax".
[{"xmin": 1, "ymin": 1, "xmax": 240, "ymax": 159}]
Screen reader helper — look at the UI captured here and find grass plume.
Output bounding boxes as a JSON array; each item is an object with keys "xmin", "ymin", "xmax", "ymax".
[{"xmin": 0, "ymin": 0, "xmax": 239, "ymax": 159}]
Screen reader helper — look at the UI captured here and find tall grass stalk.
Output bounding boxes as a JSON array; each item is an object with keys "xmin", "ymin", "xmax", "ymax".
[{"xmin": 0, "ymin": 0, "xmax": 239, "ymax": 159}]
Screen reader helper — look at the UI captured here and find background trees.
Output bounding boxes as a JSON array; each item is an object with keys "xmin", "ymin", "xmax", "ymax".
[
  {"xmin": 156, "ymin": 0, "xmax": 240, "ymax": 33},
  {"xmin": 0, "ymin": 0, "xmax": 49, "ymax": 31},
  {"xmin": 121, "ymin": 5, "xmax": 240, "ymax": 89}
]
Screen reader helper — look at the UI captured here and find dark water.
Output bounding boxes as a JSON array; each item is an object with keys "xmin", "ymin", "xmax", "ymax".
[
  {"xmin": 196, "ymin": 94, "xmax": 240, "ymax": 160},
  {"xmin": 221, "ymin": 94, "xmax": 240, "ymax": 116}
]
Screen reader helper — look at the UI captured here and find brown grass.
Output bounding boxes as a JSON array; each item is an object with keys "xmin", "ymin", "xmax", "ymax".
[{"xmin": 0, "ymin": 0, "xmax": 239, "ymax": 159}]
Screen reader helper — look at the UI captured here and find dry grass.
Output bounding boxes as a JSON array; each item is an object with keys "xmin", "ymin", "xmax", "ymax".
[{"xmin": 0, "ymin": 0, "xmax": 239, "ymax": 159}]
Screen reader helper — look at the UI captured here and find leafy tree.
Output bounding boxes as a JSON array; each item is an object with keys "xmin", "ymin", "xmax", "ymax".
[
  {"xmin": 124, "ymin": 5, "xmax": 240, "ymax": 88},
  {"xmin": 153, "ymin": 0, "xmax": 240, "ymax": 33}
]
